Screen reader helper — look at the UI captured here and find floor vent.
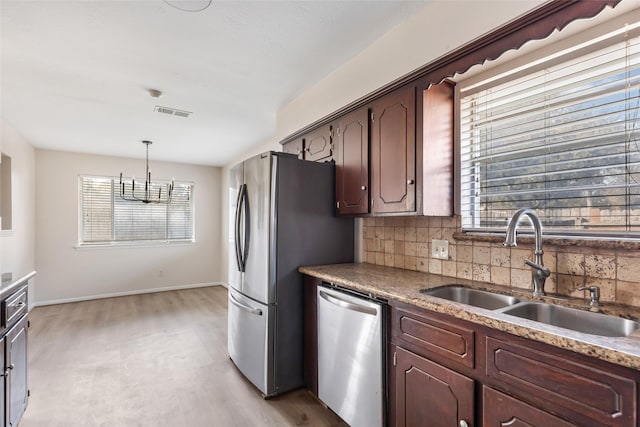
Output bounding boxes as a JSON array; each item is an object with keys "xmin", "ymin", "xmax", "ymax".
[{"xmin": 154, "ymin": 105, "xmax": 192, "ymax": 118}]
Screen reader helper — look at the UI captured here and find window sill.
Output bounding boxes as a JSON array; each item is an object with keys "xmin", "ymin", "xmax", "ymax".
[
  {"xmin": 454, "ymin": 232, "xmax": 640, "ymax": 251},
  {"xmin": 74, "ymin": 240, "xmax": 196, "ymax": 250}
]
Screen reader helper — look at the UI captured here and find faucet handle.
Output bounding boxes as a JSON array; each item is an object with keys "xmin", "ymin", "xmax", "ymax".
[
  {"xmin": 524, "ymin": 259, "xmax": 550, "ymax": 277},
  {"xmin": 578, "ymin": 286, "xmax": 601, "ymax": 307}
]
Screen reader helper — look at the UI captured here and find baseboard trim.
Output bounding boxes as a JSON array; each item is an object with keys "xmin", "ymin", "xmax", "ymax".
[{"xmin": 32, "ymin": 281, "xmax": 226, "ymax": 307}]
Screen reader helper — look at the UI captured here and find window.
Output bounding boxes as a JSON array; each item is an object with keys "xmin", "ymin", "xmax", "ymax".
[
  {"xmin": 79, "ymin": 175, "xmax": 194, "ymax": 245},
  {"xmin": 459, "ymin": 23, "xmax": 640, "ymax": 238}
]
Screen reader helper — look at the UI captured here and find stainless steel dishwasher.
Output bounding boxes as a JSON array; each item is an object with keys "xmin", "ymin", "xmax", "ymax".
[{"xmin": 317, "ymin": 283, "xmax": 384, "ymax": 427}]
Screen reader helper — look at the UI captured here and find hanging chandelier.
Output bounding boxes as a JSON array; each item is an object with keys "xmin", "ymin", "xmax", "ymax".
[{"xmin": 119, "ymin": 140, "xmax": 174, "ymax": 204}]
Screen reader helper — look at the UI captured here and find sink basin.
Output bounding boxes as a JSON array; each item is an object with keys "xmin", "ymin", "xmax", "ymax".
[
  {"xmin": 502, "ymin": 302, "xmax": 640, "ymax": 337},
  {"xmin": 421, "ymin": 285, "xmax": 520, "ymax": 310}
]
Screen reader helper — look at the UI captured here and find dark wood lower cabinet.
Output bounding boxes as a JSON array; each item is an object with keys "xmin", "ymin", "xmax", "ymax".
[
  {"xmin": 6, "ymin": 316, "xmax": 27, "ymax": 427},
  {"xmin": 302, "ymin": 281, "xmax": 640, "ymax": 427},
  {"xmin": 394, "ymin": 345, "xmax": 474, "ymax": 427},
  {"xmin": 483, "ymin": 386, "xmax": 575, "ymax": 427},
  {"xmin": 389, "ymin": 301, "xmax": 640, "ymax": 427},
  {"xmin": 303, "ymin": 276, "xmax": 318, "ymax": 396}
]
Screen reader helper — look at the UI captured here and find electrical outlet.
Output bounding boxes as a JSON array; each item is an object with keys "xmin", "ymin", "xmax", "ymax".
[{"xmin": 431, "ymin": 239, "xmax": 449, "ymax": 260}]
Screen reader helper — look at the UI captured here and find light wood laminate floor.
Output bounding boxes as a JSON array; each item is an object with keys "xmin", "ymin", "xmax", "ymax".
[{"xmin": 20, "ymin": 286, "xmax": 347, "ymax": 427}]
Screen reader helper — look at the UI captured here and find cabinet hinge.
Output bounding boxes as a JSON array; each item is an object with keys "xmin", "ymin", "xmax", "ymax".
[
  {"xmin": 371, "ymin": 198, "xmax": 374, "ymax": 206},
  {"xmin": 370, "ymin": 112, "xmax": 375, "ymax": 122},
  {"xmin": 337, "ymin": 201, "xmax": 340, "ymax": 209},
  {"xmin": 393, "ymin": 351, "xmax": 397, "ymax": 366}
]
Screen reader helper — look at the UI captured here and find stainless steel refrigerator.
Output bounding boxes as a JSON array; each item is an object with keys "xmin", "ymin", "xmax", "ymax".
[{"xmin": 227, "ymin": 151, "xmax": 354, "ymax": 397}]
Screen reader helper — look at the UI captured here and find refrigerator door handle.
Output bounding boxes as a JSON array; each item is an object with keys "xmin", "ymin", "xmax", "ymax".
[
  {"xmin": 318, "ymin": 290, "xmax": 378, "ymax": 316},
  {"xmin": 229, "ymin": 292, "xmax": 263, "ymax": 316},
  {"xmin": 241, "ymin": 183, "xmax": 250, "ymax": 272},
  {"xmin": 234, "ymin": 185, "xmax": 243, "ymax": 272}
]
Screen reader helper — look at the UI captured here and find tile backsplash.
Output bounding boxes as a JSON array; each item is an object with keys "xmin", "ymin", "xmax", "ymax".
[{"xmin": 362, "ymin": 215, "xmax": 640, "ymax": 308}]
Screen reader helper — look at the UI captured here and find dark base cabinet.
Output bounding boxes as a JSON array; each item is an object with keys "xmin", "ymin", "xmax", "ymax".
[
  {"xmin": 0, "ymin": 280, "xmax": 31, "ymax": 427},
  {"xmin": 6, "ymin": 315, "xmax": 27, "ymax": 427},
  {"xmin": 390, "ymin": 301, "xmax": 640, "ymax": 427},
  {"xmin": 394, "ymin": 345, "xmax": 473, "ymax": 427},
  {"xmin": 483, "ymin": 386, "xmax": 575, "ymax": 427}
]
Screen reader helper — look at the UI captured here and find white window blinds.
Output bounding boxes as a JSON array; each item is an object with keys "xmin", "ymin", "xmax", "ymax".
[
  {"xmin": 80, "ymin": 175, "xmax": 194, "ymax": 245},
  {"xmin": 460, "ymin": 27, "xmax": 640, "ymax": 238}
]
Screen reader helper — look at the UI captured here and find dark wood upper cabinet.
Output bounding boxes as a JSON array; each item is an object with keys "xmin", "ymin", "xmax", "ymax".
[
  {"xmin": 303, "ymin": 125, "xmax": 333, "ymax": 162},
  {"xmin": 370, "ymin": 84, "xmax": 416, "ymax": 214},
  {"xmin": 335, "ymin": 107, "xmax": 369, "ymax": 215},
  {"xmin": 422, "ymin": 81, "xmax": 454, "ymax": 216},
  {"xmin": 282, "ymin": 126, "xmax": 333, "ymax": 162},
  {"xmin": 282, "ymin": 137, "xmax": 304, "ymax": 159}
]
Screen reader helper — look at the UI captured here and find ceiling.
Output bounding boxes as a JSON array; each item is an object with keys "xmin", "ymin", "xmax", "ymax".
[{"xmin": 0, "ymin": 0, "xmax": 428, "ymax": 166}]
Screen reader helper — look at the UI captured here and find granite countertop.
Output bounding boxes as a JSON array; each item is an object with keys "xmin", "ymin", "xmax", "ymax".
[
  {"xmin": 299, "ymin": 263, "xmax": 640, "ymax": 371},
  {"xmin": 0, "ymin": 271, "xmax": 36, "ymax": 300}
]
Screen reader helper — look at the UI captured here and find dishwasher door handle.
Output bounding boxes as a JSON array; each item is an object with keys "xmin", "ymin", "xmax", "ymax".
[
  {"xmin": 229, "ymin": 292, "xmax": 263, "ymax": 316},
  {"xmin": 319, "ymin": 290, "xmax": 377, "ymax": 316}
]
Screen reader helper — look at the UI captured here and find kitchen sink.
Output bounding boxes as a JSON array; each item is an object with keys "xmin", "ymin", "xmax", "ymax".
[
  {"xmin": 502, "ymin": 302, "xmax": 640, "ymax": 337},
  {"xmin": 421, "ymin": 285, "xmax": 520, "ymax": 310}
]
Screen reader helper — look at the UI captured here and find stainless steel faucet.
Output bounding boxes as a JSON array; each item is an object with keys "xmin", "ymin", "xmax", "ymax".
[{"xmin": 504, "ymin": 208, "xmax": 550, "ymax": 297}]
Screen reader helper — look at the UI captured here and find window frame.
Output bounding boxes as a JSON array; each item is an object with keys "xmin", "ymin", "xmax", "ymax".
[
  {"xmin": 77, "ymin": 174, "xmax": 196, "ymax": 248},
  {"xmin": 455, "ymin": 12, "xmax": 640, "ymax": 241}
]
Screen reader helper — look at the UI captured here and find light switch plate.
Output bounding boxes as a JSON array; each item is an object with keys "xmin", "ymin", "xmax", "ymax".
[{"xmin": 432, "ymin": 239, "xmax": 449, "ymax": 260}]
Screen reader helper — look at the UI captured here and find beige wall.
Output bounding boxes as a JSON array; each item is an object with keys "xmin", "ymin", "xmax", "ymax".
[
  {"xmin": 0, "ymin": 121, "xmax": 36, "ymax": 299},
  {"xmin": 275, "ymin": 0, "xmax": 545, "ymax": 141},
  {"xmin": 35, "ymin": 149, "xmax": 221, "ymax": 305},
  {"xmin": 220, "ymin": 1, "xmax": 545, "ymax": 281}
]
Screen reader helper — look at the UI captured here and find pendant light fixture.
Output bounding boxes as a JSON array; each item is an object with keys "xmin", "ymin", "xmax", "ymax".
[{"xmin": 119, "ymin": 140, "xmax": 174, "ymax": 204}]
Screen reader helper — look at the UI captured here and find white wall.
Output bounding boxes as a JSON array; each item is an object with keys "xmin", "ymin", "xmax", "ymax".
[
  {"xmin": 35, "ymin": 149, "xmax": 221, "ymax": 305},
  {"xmin": 0, "ymin": 120, "xmax": 36, "ymax": 297},
  {"xmin": 220, "ymin": 0, "xmax": 546, "ymax": 280},
  {"xmin": 276, "ymin": 0, "xmax": 545, "ymax": 140}
]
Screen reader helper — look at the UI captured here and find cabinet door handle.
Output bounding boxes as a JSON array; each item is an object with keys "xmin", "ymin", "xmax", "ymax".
[
  {"xmin": 7, "ymin": 364, "xmax": 14, "ymax": 371},
  {"xmin": 407, "ymin": 179, "xmax": 415, "ymax": 185},
  {"xmin": 361, "ymin": 185, "xmax": 367, "ymax": 191},
  {"xmin": 459, "ymin": 420, "xmax": 469, "ymax": 427}
]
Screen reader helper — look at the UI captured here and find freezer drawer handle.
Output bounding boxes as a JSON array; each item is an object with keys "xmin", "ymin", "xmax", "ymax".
[
  {"xmin": 319, "ymin": 290, "xmax": 377, "ymax": 316},
  {"xmin": 229, "ymin": 293, "xmax": 263, "ymax": 316}
]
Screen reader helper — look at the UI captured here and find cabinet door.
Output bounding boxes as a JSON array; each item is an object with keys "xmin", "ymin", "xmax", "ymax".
[
  {"xmin": 6, "ymin": 316, "xmax": 27, "ymax": 427},
  {"xmin": 422, "ymin": 81, "xmax": 454, "ymax": 216},
  {"xmin": 304, "ymin": 126, "xmax": 333, "ymax": 162},
  {"xmin": 0, "ymin": 336, "xmax": 5, "ymax": 427},
  {"xmin": 483, "ymin": 387, "xmax": 575, "ymax": 427},
  {"xmin": 370, "ymin": 85, "xmax": 416, "ymax": 214},
  {"xmin": 336, "ymin": 107, "xmax": 369, "ymax": 215},
  {"xmin": 282, "ymin": 138, "xmax": 304, "ymax": 159},
  {"xmin": 395, "ymin": 346, "xmax": 473, "ymax": 427}
]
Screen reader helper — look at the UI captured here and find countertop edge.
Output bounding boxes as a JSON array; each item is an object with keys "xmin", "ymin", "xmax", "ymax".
[
  {"xmin": 299, "ymin": 264, "xmax": 640, "ymax": 371},
  {"xmin": 1, "ymin": 271, "xmax": 36, "ymax": 300}
]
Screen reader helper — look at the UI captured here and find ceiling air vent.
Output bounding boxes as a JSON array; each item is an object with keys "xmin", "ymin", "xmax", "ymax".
[{"xmin": 154, "ymin": 105, "xmax": 192, "ymax": 118}]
